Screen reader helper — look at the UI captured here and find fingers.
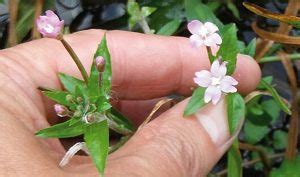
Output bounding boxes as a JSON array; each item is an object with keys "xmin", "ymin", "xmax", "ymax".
[
  {"xmin": 2, "ymin": 30, "xmax": 261, "ymax": 102},
  {"xmin": 105, "ymin": 98, "xmax": 231, "ymax": 177}
]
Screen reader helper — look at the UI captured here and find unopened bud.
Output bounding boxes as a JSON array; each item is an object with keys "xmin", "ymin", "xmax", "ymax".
[
  {"xmin": 66, "ymin": 94, "xmax": 74, "ymax": 103},
  {"xmin": 73, "ymin": 110, "xmax": 82, "ymax": 117},
  {"xmin": 54, "ymin": 104, "xmax": 68, "ymax": 117},
  {"xmin": 95, "ymin": 56, "xmax": 105, "ymax": 72},
  {"xmin": 76, "ymin": 97, "xmax": 83, "ymax": 103},
  {"xmin": 83, "ymin": 113, "xmax": 96, "ymax": 124}
]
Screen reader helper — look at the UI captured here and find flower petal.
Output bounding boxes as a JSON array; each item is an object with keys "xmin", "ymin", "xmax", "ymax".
[
  {"xmin": 194, "ymin": 70, "xmax": 212, "ymax": 87},
  {"xmin": 203, "ymin": 33, "xmax": 222, "ymax": 47},
  {"xmin": 190, "ymin": 34, "xmax": 203, "ymax": 48},
  {"xmin": 221, "ymin": 76, "xmax": 238, "ymax": 85},
  {"xmin": 210, "ymin": 60, "xmax": 227, "ymax": 77},
  {"xmin": 204, "ymin": 86, "xmax": 221, "ymax": 104},
  {"xmin": 204, "ymin": 22, "xmax": 219, "ymax": 34},
  {"xmin": 187, "ymin": 20, "xmax": 203, "ymax": 35},
  {"xmin": 220, "ymin": 84, "xmax": 237, "ymax": 93}
]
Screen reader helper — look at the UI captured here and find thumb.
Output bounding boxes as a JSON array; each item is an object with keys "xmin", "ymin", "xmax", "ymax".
[{"xmin": 106, "ymin": 97, "xmax": 232, "ymax": 177}]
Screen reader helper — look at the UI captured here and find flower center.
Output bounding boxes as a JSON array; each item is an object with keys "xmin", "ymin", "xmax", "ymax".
[
  {"xmin": 199, "ymin": 27, "xmax": 209, "ymax": 38},
  {"xmin": 44, "ymin": 24, "xmax": 55, "ymax": 33},
  {"xmin": 211, "ymin": 77, "xmax": 221, "ymax": 86}
]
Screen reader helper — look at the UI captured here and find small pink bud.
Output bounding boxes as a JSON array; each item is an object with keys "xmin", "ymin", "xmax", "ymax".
[
  {"xmin": 95, "ymin": 56, "xmax": 105, "ymax": 72},
  {"xmin": 54, "ymin": 104, "xmax": 68, "ymax": 117},
  {"xmin": 36, "ymin": 10, "xmax": 64, "ymax": 38}
]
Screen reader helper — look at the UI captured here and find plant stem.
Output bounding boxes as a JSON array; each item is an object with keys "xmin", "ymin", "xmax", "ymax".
[
  {"xmin": 206, "ymin": 46, "xmax": 214, "ymax": 63},
  {"xmin": 139, "ymin": 17, "xmax": 152, "ymax": 34},
  {"xmin": 60, "ymin": 38, "xmax": 89, "ymax": 84},
  {"xmin": 239, "ymin": 143, "xmax": 271, "ymax": 176},
  {"xmin": 216, "ymin": 153, "xmax": 284, "ymax": 177},
  {"xmin": 109, "ymin": 135, "xmax": 131, "ymax": 153},
  {"xmin": 259, "ymin": 53, "xmax": 300, "ymax": 63},
  {"xmin": 8, "ymin": 0, "xmax": 18, "ymax": 47},
  {"xmin": 31, "ymin": 0, "xmax": 44, "ymax": 39}
]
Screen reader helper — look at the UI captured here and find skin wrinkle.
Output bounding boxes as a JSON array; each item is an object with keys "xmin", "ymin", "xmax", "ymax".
[
  {"xmin": 0, "ymin": 54, "xmax": 46, "ymax": 117},
  {"xmin": 174, "ymin": 39, "xmax": 186, "ymax": 95}
]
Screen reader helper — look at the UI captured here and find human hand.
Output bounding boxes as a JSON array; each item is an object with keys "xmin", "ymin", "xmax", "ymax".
[{"xmin": 0, "ymin": 30, "xmax": 260, "ymax": 177}]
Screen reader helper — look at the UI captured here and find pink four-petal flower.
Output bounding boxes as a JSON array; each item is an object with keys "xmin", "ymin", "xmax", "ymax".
[
  {"xmin": 36, "ymin": 10, "xmax": 64, "ymax": 38},
  {"xmin": 187, "ymin": 20, "xmax": 222, "ymax": 48},
  {"xmin": 194, "ymin": 60, "xmax": 238, "ymax": 105}
]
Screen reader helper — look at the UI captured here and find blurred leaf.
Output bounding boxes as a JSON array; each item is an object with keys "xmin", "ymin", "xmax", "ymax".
[
  {"xmin": 259, "ymin": 79, "xmax": 291, "ymax": 115},
  {"xmin": 243, "ymin": 38, "xmax": 256, "ymax": 57},
  {"xmin": 244, "ymin": 120, "xmax": 269, "ymax": 144},
  {"xmin": 36, "ymin": 119, "xmax": 85, "ymax": 138},
  {"xmin": 243, "ymin": 2, "xmax": 300, "ymax": 29},
  {"xmin": 42, "ymin": 90, "xmax": 70, "ymax": 106},
  {"xmin": 252, "ymin": 22, "xmax": 300, "ymax": 45},
  {"xmin": 156, "ymin": 19, "xmax": 181, "ymax": 36},
  {"xmin": 228, "ymin": 141, "xmax": 242, "ymax": 177},
  {"xmin": 271, "ymin": 156, "xmax": 300, "ymax": 177},
  {"xmin": 257, "ymin": 76, "xmax": 273, "ymax": 89},
  {"xmin": 141, "ymin": 6, "xmax": 157, "ymax": 17},
  {"xmin": 251, "ymin": 146, "xmax": 274, "ymax": 171},
  {"xmin": 59, "ymin": 73, "xmax": 85, "ymax": 94},
  {"xmin": 262, "ymin": 99, "xmax": 281, "ymax": 124},
  {"xmin": 227, "ymin": 93, "xmax": 245, "ymax": 177},
  {"xmin": 183, "ymin": 87, "xmax": 206, "ymax": 117},
  {"xmin": 217, "ymin": 24, "xmax": 239, "ymax": 75},
  {"xmin": 227, "ymin": 1, "xmax": 240, "ymax": 20},
  {"xmin": 273, "ymin": 130, "xmax": 288, "ymax": 150},
  {"xmin": 207, "ymin": 1, "xmax": 221, "ymax": 12},
  {"xmin": 108, "ymin": 107, "xmax": 135, "ymax": 132},
  {"xmin": 84, "ymin": 120, "xmax": 109, "ymax": 175},
  {"xmin": 185, "ymin": 0, "xmax": 223, "ymax": 28}
]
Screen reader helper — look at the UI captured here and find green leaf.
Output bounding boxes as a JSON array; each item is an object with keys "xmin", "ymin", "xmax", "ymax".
[
  {"xmin": 244, "ymin": 120, "xmax": 269, "ymax": 144},
  {"xmin": 271, "ymin": 156, "xmax": 300, "ymax": 177},
  {"xmin": 59, "ymin": 73, "xmax": 85, "ymax": 94},
  {"xmin": 183, "ymin": 87, "xmax": 206, "ymax": 117},
  {"xmin": 36, "ymin": 119, "xmax": 85, "ymax": 138},
  {"xmin": 42, "ymin": 90, "xmax": 70, "ymax": 106},
  {"xmin": 257, "ymin": 76, "xmax": 273, "ymax": 89},
  {"xmin": 84, "ymin": 120, "xmax": 109, "ymax": 175},
  {"xmin": 156, "ymin": 19, "xmax": 181, "ymax": 36},
  {"xmin": 262, "ymin": 99, "xmax": 281, "ymax": 124},
  {"xmin": 243, "ymin": 38, "xmax": 256, "ymax": 57},
  {"xmin": 228, "ymin": 141, "xmax": 242, "ymax": 177},
  {"xmin": 227, "ymin": 93, "xmax": 245, "ymax": 133},
  {"xmin": 93, "ymin": 35, "xmax": 112, "ymax": 100},
  {"xmin": 127, "ymin": 0, "xmax": 140, "ymax": 16},
  {"xmin": 273, "ymin": 130, "xmax": 288, "ymax": 150},
  {"xmin": 227, "ymin": 2, "xmax": 241, "ymax": 20},
  {"xmin": 217, "ymin": 24, "xmax": 239, "ymax": 75},
  {"xmin": 109, "ymin": 107, "xmax": 135, "ymax": 132},
  {"xmin": 259, "ymin": 79, "xmax": 291, "ymax": 115},
  {"xmin": 185, "ymin": 0, "xmax": 223, "ymax": 28},
  {"xmin": 227, "ymin": 93, "xmax": 245, "ymax": 177},
  {"xmin": 141, "ymin": 7, "xmax": 157, "ymax": 17}
]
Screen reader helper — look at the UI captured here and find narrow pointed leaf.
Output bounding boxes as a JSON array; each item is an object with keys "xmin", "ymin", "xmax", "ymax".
[
  {"xmin": 109, "ymin": 107, "xmax": 135, "ymax": 131},
  {"xmin": 259, "ymin": 79, "xmax": 291, "ymax": 115},
  {"xmin": 36, "ymin": 119, "xmax": 86, "ymax": 138},
  {"xmin": 157, "ymin": 19, "xmax": 181, "ymax": 36},
  {"xmin": 243, "ymin": 2, "xmax": 300, "ymax": 29},
  {"xmin": 243, "ymin": 38, "xmax": 256, "ymax": 57},
  {"xmin": 226, "ymin": 93, "xmax": 245, "ymax": 177},
  {"xmin": 84, "ymin": 120, "xmax": 109, "ymax": 175},
  {"xmin": 217, "ymin": 24, "xmax": 239, "ymax": 75},
  {"xmin": 58, "ymin": 73, "xmax": 85, "ymax": 94},
  {"xmin": 93, "ymin": 35, "xmax": 112, "ymax": 100},
  {"xmin": 183, "ymin": 87, "xmax": 206, "ymax": 117},
  {"xmin": 42, "ymin": 90, "xmax": 70, "ymax": 106}
]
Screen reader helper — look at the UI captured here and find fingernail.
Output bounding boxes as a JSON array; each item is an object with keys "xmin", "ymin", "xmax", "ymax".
[{"xmin": 195, "ymin": 98, "xmax": 230, "ymax": 147}]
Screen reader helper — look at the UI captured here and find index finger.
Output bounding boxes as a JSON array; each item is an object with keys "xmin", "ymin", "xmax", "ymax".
[{"xmin": 2, "ymin": 30, "xmax": 261, "ymax": 101}]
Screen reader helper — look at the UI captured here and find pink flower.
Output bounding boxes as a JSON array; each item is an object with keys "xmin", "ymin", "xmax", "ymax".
[
  {"xmin": 187, "ymin": 20, "xmax": 222, "ymax": 48},
  {"xmin": 194, "ymin": 60, "xmax": 238, "ymax": 105},
  {"xmin": 54, "ymin": 104, "xmax": 68, "ymax": 117},
  {"xmin": 36, "ymin": 10, "xmax": 64, "ymax": 38}
]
